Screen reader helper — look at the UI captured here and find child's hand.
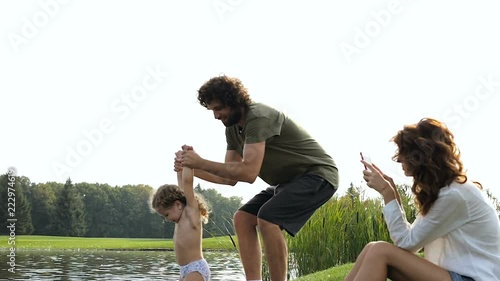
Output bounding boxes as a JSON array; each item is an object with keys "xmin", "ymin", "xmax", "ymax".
[
  {"xmin": 173, "ymin": 150, "xmax": 183, "ymax": 172},
  {"xmin": 175, "ymin": 150, "xmax": 183, "ymax": 159}
]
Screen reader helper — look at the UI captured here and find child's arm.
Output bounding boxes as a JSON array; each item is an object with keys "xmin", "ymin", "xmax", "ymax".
[
  {"xmin": 182, "ymin": 166, "xmax": 198, "ymax": 210},
  {"xmin": 175, "ymin": 150, "xmax": 183, "ymax": 188},
  {"xmin": 176, "ymin": 149, "xmax": 198, "ymax": 210},
  {"xmin": 176, "ymin": 171, "xmax": 183, "ymax": 189}
]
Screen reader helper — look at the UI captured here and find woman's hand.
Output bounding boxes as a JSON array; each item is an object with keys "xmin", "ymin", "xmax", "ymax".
[{"xmin": 361, "ymin": 160, "xmax": 396, "ymax": 203}]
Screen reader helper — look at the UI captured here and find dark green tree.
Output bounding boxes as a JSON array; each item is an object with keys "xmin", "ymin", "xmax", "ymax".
[
  {"xmin": 113, "ymin": 184, "xmax": 160, "ymax": 238},
  {"xmin": 194, "ymin": 184, "xmax": 242, "ymax": 238},
  {"xmin": 14, "ymin": 175, "xmax": 34, "ymax": 234},
  {"xmin": 76, "ymin": 182, "xmax": 114, "ymax": 237},
  {"xmin": 53, "ymin": 178, "xmax": 87, "ymax": 236},
  {"xmin": 26, "ymin": 182, "xmax": 60, "ymax": 235},
  {"xmin": 0, "ymin": 173, "xmax": 34, "ymax": 235}
]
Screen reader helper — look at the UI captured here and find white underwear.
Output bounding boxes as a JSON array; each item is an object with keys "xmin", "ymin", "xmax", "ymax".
[{"xmin": 179, "ymin": 258, "xmax": 210, "ymax": 281}]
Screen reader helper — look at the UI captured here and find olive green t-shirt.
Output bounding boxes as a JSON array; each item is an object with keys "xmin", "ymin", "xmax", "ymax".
[{"xmin": 226, "ymin": 103, "xmax": 338, "ymax": 187}]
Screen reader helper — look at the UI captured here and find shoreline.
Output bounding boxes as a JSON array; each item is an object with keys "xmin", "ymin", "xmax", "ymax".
[{"xmin": 0, "ymin": 247, "xmax": 238, "ymax": 252}]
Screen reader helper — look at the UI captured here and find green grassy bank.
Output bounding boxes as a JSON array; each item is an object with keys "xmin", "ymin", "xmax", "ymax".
[
  {"xmin": 293, "ymin": 263, "xmax": 353, "ymax": 281},
  {"xmin": 0, "ymin": 235, "xmax": 237, "ymax": 250}
]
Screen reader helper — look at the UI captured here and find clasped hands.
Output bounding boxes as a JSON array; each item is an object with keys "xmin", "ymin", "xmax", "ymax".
[{"xmin": 173, "ymin": 145, "xmax": 203, "ymax": 172}]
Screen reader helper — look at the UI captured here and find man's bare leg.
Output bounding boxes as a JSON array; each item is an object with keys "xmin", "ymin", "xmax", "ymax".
[
  {"xmin": 258, "ymin": 218, "xmax": 287, "ymax": 281},
  {"xmin": 234, "ymin": 210, "xmax": 262, "ymax": 280}
]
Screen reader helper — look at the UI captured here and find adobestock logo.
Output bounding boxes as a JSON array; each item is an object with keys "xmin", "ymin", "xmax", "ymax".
[
  {"xmin": 339, "ymin": 0, "xmax": 414, "ymax": 63},
  {"xmin": 51, "ymin": 64, "xmax": 170, "ymax": 181},
  {"xmin": 442, "ymin": 74, "xmax": 499, "ymax": 130},
  {"xmin": 8, "ymin": 0, "xmax": 70, "ymax": 54}
]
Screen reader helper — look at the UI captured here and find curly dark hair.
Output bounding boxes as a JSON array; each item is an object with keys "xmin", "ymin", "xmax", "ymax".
[
  {"xmin": 197, "ymin": 75, "xmax": 252, "ymax": 109},
  {"xmin": 151, "ymin": 184, "xmax": 210, "ymax": 223},
  {"xmin": 391, "ymin": 118, "xmax": 475, "ymax": 216}
]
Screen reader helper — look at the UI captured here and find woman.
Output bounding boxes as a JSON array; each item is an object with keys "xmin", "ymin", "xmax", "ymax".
[{"xmin": 345, "ymin": 118, "xmax": 500, "ymax": 281}]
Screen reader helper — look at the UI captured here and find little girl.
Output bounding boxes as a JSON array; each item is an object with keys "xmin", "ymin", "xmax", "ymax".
[{"xmin": 152, "ymin": 150, "xmax": 210, "ymax": 281}]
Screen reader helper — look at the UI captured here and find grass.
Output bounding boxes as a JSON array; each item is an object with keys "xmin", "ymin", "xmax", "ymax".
[
  {"xmin": 293, "ymin": 263, "xmax": 353, "ymax": 281},
  {"xmin": 0, "ymin": 235, "xmax": 238, "ymax": 250}
]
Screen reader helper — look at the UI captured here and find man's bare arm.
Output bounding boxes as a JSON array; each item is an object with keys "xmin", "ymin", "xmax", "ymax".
[
  {"xmin": 193, "ymin": 142, "xmax": 265, "ymax": 183},
  {"xmin": 193, "ymin": 170, "xmax": 238, "ymax": 186},
  {"xmin": 193, "ymin": 150, "xmax": 242, "ymax": 186}
]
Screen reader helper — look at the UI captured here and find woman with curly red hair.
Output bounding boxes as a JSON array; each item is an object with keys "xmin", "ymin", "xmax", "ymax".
[{"xmin": 346, "ymin": 118, "xmax": 500, "ymax": 281}]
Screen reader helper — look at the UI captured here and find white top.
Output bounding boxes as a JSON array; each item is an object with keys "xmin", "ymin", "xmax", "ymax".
[{"xmin": 383, "ymin": 181, "xmax": 500, "ymax": 281}]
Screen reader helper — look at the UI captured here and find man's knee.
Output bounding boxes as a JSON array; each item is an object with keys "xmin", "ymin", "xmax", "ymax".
[
  {"xmin": 257, "ymin": 217, "xmax": 280, "ymax": 233},
  {"xmin": 233, "ymin": 210, "xmax": 257, "ymax": 230}
]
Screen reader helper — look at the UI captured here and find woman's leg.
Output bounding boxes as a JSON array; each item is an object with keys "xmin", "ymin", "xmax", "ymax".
[
  {"xmin": 350, "ymin": 241, "xmax": 452, "ymax": 281},
  {"xmin": 344, "ymin": 242, "xmax": 375, "ymax": 281}
]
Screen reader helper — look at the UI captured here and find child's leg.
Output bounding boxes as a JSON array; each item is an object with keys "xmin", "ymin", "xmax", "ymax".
[{"xmin": 184, "ymin": 272, "xmax": 204, "ymax": 281}]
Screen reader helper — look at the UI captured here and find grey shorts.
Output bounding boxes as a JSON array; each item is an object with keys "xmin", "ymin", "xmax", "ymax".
[
  {"xmin": 180, "ymin": 259, "xmax": 210, "ymax": 281},
  {"xmin": 238, "ymin": 174, "xmax": 336, "ymax": 236},
  {"xmin": 449, "ymin": 271, "xmax": 474, "ymax": 281}
]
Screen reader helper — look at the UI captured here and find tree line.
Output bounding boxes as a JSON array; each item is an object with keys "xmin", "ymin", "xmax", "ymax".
[
  {"xmin": 2, "ymin": 173, "xmax": 499, "ymax": 240},
  {"xmin": 0, "ymin": 174, "xmax": 243, "ymax": 238}
]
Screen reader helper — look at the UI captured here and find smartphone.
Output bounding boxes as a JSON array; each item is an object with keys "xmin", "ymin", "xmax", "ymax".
[{"xmin": 360, "ymin": 152, "xmax": 372, "ymax": 170}]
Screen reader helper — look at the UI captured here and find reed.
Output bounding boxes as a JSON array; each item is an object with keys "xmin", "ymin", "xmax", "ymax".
[{"xmin": 287, "ymin": 184, "xmax": 415, "ymax": 277}]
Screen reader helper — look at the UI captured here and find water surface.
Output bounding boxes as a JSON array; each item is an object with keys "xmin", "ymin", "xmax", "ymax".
[{"xmin": 0, "ymin": 249, "xmax": 245, "ymax": 280}]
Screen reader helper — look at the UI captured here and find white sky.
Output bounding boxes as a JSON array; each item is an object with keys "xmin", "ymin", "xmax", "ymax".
[{"xmin": 1, "ymin": 0, "xmax": 499, "ymax": 203}]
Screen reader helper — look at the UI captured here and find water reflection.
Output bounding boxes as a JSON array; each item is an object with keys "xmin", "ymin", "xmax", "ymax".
[{"xmin": 0, "ymin": 250, "xmax": 245, "ymax": 280}]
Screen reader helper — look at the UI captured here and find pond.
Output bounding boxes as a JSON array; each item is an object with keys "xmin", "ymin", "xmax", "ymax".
[{"xmin": 0, "ymin": 249, "xmax": 246, "ymax": 280}]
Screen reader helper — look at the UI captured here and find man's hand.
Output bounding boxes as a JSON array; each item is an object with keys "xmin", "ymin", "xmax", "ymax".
[
  {"xmin": 173, "ymin": 145, "xmax": 194, "ymax": 172},
  {"xmin": 182, "ymin": 144, "xmax": 193, "ymax": 151},
  {"xmin": 181, "ymin": 150, "xmax": 204, "ymax": 169}
]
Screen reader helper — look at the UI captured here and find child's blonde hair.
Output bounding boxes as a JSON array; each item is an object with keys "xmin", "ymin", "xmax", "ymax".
[{"xmin": 151, "ymin": 184, "xmax": 210, "ymax": 223}]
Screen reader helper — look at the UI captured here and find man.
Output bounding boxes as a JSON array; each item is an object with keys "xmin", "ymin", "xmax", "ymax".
[{"xmin": 176, "ymin": 75, "xmax": 338, "ymax": 281}]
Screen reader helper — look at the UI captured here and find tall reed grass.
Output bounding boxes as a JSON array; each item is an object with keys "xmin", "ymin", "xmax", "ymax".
[{"xmin": 285, "ymin": 184, "xmax": 416, "ymax": 277}]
